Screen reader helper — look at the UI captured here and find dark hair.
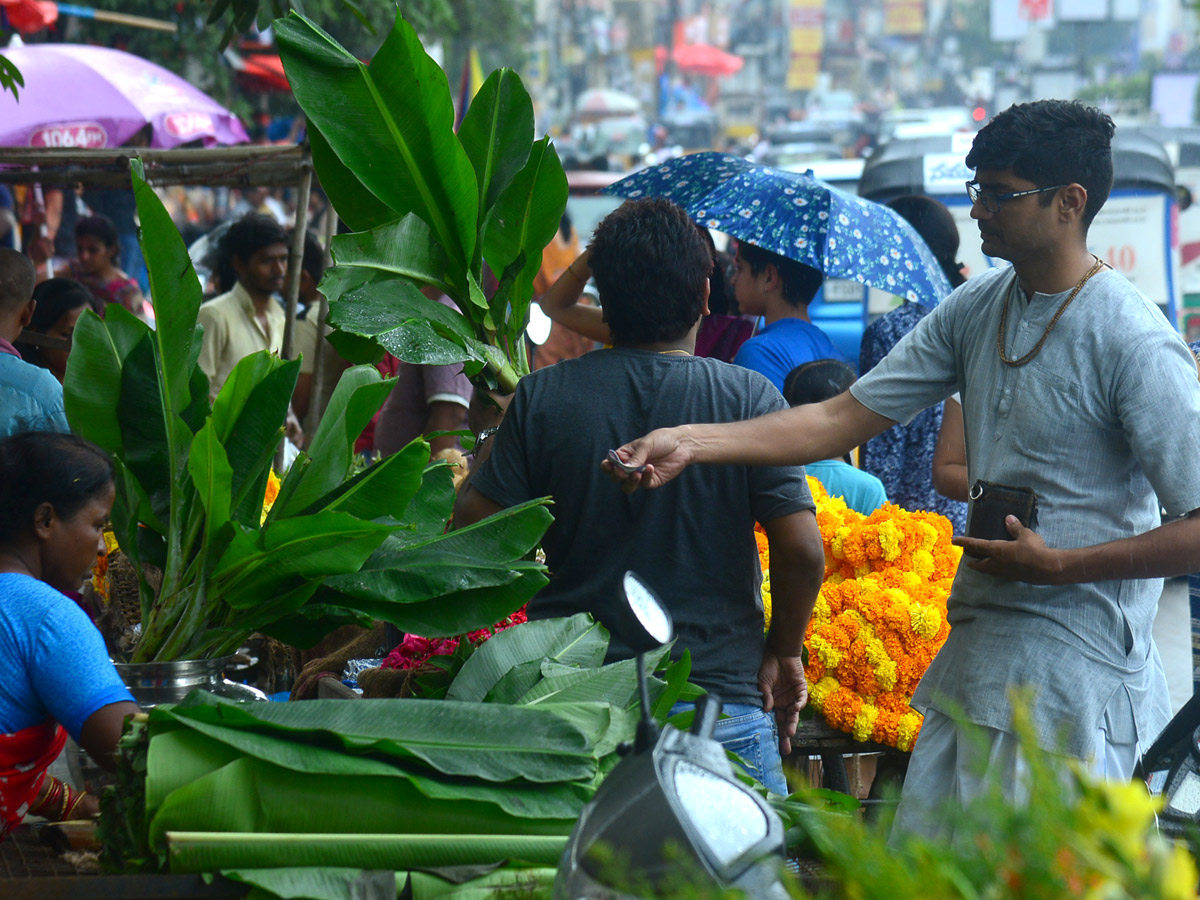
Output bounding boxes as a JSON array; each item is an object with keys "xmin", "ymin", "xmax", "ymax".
[
  {"xmin": 15, "ymin": 278, "xmax": 93, "ymax": 365},
  {"xmin": 75, "ymin": 214, "xmax": 120, "ymax": 263},
  {"xmin": 0, "ymin": 246, "xmax": 35, "ymax": 314},
  {"xmin": 887, "ymin": 195, "xmax": 966, "ymax": 289},
  {"xmin": 965, "ymin": 100, "xmax": 1114, "ymax": 228},
  {"xmin": 736, "ymin": 241, "xmax": 823, "ymax": 307},
  {"xmin": 589, "ymin": 198, "xmax": 711, "ymax": 345},
  {"xmin": 0, "ymin": 432, "xmax": 113, "ymax": 542},
  {"xmin": 219, "ymin": 213, "xmax": 289, "ymax": 269},
  {"xmin": 298, "ymin": 228, "xmax": 324, "ymax": 283},
  {"xmin": 783, "ymin": 358, "xmax": 857, "ymax": 408}
]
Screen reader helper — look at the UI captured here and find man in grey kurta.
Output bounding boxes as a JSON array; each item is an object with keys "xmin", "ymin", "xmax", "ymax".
[{"xmin": 604, "ymin": 100, "xmax": 1200, "ymax": 839}]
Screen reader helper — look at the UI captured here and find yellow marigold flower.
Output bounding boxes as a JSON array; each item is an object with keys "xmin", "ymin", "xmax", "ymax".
[
  {"xmin": 261, "ymin": 469, "xmax": 282, "ymax": 526},
  {"xmin": 877, "ymin": 520, "xmax": 903, "ymax": 561},
  {"xmin": 852, "ymin": 702, "xmax": 879, "ymax": 742},
  {"xmin": 810, "ymin": 634, "xmax": 845, "ymax": 669},
  {"xmin": 761, "ymin": 569, "xmax": 772, "ymax": 632},
  {"xmin": 909, "ymin": 604, "xmax": 942, "ymax": 641},
  {"xmin": 897, "ymin": 711, "xmax": 922, "ymax": 752},
  {"xmin": 809, "ymin": 675, "xmax": 839, "ymax": 707}
]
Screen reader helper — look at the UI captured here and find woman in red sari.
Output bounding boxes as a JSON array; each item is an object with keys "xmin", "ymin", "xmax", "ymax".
[{"xmin": 0, "ymin": 432, "xmax": 137, "ymax": 837}]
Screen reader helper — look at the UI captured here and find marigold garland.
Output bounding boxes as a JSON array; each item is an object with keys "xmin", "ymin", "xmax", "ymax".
[{"xmin": 758, "ymin": 474, "xmax": 961, "ymax": 751}]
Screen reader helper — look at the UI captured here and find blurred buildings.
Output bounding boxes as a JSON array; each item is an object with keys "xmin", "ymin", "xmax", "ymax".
[{"xmin": 527, "ymin": 0, "xmax": 1200, "ymax": 145}]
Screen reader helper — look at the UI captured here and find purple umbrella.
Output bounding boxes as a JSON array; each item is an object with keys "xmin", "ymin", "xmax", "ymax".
[{"xmin": 0, "ymin": 44, "xmax": 250, "ymax": 149}]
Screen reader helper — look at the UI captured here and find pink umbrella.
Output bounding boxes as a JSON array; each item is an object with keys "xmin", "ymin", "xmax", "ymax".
[{"xmin": 0, "ymin": 43, "xmax": 249, "ymax": 148}]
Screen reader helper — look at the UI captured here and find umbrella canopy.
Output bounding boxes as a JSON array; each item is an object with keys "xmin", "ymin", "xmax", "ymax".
[
  {"xmin": 575, "ymin": 88, "xmax": 641, "ymax": 117},
  {"xmin": 605, "ymin": 152, "xmax": 952, "ymax": 305},
  {"xmin": 0, "ymin": 0, "xmax": 56, "ymax": 34},
  {"xmin": 655, "ymin": 42, "xmax": 744, "ymax": 78},
  {"xmin": 0, "ymin": 43, "xmax": 249, "ymax": 149}
]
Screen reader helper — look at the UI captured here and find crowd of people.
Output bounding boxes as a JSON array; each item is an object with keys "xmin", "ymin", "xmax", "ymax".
[{"xmin": 2, "ymin": 98, "xmax": 1197, "ymax": 849}]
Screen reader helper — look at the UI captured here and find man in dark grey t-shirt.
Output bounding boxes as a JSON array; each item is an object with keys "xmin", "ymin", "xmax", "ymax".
[{"xmin": 454, "ymin": 198, "xmax": 825, "ymax": 795}]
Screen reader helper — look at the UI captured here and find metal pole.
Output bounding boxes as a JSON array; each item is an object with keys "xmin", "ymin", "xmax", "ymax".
[{"xmin": 281, "ymin": 150, "xmax": 313, "ymax": 362}]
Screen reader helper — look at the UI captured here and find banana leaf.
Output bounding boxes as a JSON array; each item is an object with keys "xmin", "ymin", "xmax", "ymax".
[
  {"xmin": 481, "ymin": 137, "xmax": 567, "ymax": 348},
  {"xmin": 272, "ymin": 365, "xmax": 394, "ymax": 519},
  {"xmin": 456, "ymin": 69, "xmax": 534, "ymax": 219},
  {"xmin": 298, "ymin": 439, "xmax": 426, "ymax": 521},
  {"xmin": 169, "ymin": 835, "xmax": 566, "ymax": 874},
  {"xmin": 324, "ymin": 277, "xmax": 506, "ymax": 374},
  {"xmin": 276, "ymin": 12, "xmax": 478, "ymax": 280},
  {"xmin": 64, "ymin": 303, "xmax": 149, "ymax": 454},
  {"xmin": 447, "ymin": 615, "xmax": 609, "ymax": 703},
  {"xmin": 207, "ymin": 352, "xmax": 297, "ymax": 526},
  {"xmin": 408, "ymin": 867, "xmax": 556, "ymax": 900},
  {"xmin": 308, "ymin": 122, "xmax": 397, "ymax": 233},
  {"xmin": 145, "ymin": 720, "xmax": 589, "ymax": 823},
  {"xmin": 324, "ymin": 571, "xmax": 547, "ymax": 639},
  {"xmin": 329, "ymin": 216, "xmax": 455, "ymax": 299},
  {"xmin": 217, "ymin": 867, "xmax": 396, "ymax": 900},
  {"xmin": 149, "ymin": 756, "xmax": 577, "ymax": 846},
  {"xmin": 155, "ymin": 695, "xmax": 596, "ymax": 783}
]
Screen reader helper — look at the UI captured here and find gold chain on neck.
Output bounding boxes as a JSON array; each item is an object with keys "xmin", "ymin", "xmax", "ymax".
[{"xmin": 997, "ymin": 255, "xmax": 1107, "ymax": 368}]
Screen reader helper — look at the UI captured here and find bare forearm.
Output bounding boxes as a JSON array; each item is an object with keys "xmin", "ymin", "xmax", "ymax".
[
  {"xmin": 763, "ymin": 511, "xmax": 825, "ymax": 655},
  {"xmin": 683, "ymin": 392, "xmax": 894, "ymax": 469},
  {"xmin": 425, "ymin": 400, "xmax": 468, "ymax": 456},
  {"xmin": 1053, "ymin": 511, "xmax": 1200, "ymax": 583},
  {"xmin": 538, "ymin": 250, "xmax": 612, "ymax": 344}
]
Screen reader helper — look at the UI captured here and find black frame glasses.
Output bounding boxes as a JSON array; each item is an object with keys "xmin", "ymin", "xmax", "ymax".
[{"xmin": 965, "ymin": 181, "xmax": 1069, "ymax": 214}]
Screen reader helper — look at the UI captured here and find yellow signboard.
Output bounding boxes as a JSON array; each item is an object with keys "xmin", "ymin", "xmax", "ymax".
[{"xmin": 786, "ymin": 0, "xmax": 824, "ymax": 92}]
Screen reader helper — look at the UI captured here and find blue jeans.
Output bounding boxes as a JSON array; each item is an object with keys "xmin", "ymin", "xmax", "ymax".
[{"xmin": 671, "ymin": 701, "xmax": 788, "ymax": 796}]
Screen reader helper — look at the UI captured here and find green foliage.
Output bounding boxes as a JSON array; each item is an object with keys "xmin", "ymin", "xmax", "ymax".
[
  {"xmin": 0, "ymin": 53, "xmax": 23, "ymax": 100},
  {"xmin": 277, "ymin": 10, "xmax": 567, "ymax": 393},
  {"xmin": 100, "ymin": 619, "xmax": 697, "ymax": 873},
  {"xmin": 64, "ymin": 160, "xmax": 550, "ymax": 662},
  {"xmin": 800, "ymin": 707, "xmax": 1199, "ymax": 900}
]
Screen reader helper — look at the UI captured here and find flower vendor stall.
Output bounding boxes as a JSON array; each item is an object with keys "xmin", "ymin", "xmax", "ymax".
[{"xmin": 761, "ymin": 476, "xmax": 962, "ymax": 795}]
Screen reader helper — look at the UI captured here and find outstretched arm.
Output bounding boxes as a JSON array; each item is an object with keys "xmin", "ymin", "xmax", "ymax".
[
  {"xmin": 956, "ymin": 507, "xmax": 1200, "ymax": 584},
  {"xmin": 536, "ymin": 249, "xmax": 612, "ymax": 344},
  {"xmin": 605, "ymin": 390, "xmax": 896, "ymax": 492},
  {"xmin": 759, "ymin": 509, "xmax": 825, "ymax": 757}
]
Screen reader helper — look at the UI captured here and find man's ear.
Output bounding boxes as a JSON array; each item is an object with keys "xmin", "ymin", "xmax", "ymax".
[
  {"xmin": 701, "ymin": 277, "xmax": 711, "ymax": 316},
  {"xmin": 18, "ymin": 298, "xmax": 35, "ymax": 329},
  {"xmin": 1059, "ymin": 184, "xmax": 1088, "ymax": 223}
]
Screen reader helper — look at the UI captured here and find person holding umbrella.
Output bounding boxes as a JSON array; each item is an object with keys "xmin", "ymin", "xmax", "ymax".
[
  {"xmin": 729, "ymin": 242, "xmax": 841, "ymax": 391},
  {"xmin": 605, "ymin": 100, "xmax": 1200, "ymax": 839}
]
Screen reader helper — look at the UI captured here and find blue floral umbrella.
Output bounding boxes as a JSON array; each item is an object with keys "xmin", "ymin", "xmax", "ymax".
[{"xmin": 604, "ymin": 152, "xmax": 952, "ymax": 305}]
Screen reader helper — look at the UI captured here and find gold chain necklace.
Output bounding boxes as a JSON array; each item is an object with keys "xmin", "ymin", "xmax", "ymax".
[
  {"xmin": 997, "ymin": 255, "xmax": 1107, "ymax": 368},
  {"xmin": 657, "ymin": 349, "xmax": 691, "ymax": 356}
]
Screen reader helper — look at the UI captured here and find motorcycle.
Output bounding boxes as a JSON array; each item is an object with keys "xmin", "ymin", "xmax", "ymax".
[{"xmin": 553, "ymin": 571, "xmax": 791, "ymax": 900}]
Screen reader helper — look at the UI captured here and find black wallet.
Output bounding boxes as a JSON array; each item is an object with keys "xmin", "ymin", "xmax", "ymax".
[{"xmin": 965, "ymin": 480, "xmax": 1039, "ymax": 554}]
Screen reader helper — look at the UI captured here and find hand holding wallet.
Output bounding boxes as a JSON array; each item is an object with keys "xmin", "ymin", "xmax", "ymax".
[{"xmin": 964, "ymin": 480, "xmax": 1039, "ymax": 557}]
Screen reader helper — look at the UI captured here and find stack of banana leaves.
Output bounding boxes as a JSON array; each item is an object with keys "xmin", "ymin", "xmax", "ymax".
[
  {"xmin": 100, "ymin": 615, "xmax": 671, "ymax": 896},
  {"xmin": 100, "ymin": 613, "xmax": 843, "ymax": 897}
]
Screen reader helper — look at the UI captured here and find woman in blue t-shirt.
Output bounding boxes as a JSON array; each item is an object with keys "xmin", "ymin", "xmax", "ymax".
[{"xmin": 0, "ymin": 431, "xmax": 137, "ymax": 838}]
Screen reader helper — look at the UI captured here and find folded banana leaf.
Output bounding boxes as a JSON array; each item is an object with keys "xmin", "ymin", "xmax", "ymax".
[{"xmin": 170, "ymin": 834, "xmax": 565, "ymax": 873}]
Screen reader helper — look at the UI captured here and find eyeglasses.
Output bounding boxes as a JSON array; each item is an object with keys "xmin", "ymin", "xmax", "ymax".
[{"xmin": 965, "ymin": 181, "xmax": 1068, "ymax": 214}]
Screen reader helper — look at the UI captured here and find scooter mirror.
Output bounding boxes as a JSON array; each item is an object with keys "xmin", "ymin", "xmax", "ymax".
[{"xmin": 621, "ymin": 571, "xmax": 674, "ymax": 652}]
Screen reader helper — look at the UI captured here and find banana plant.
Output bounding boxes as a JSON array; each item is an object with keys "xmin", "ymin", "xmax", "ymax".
[
  {"xmin": 64, "ymin": 160, "xmax": 552, "ymax": 663},
  {"xmin": 276, "ymin": 10, "xmax": 568, "ymax": 393}
]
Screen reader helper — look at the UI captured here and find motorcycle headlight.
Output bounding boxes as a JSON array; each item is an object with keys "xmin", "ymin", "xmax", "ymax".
[
  {"xmin": 672, "ymin": 759, "xmax": 771, "ymax": 867},
  {"xmin": 1167, "ymin": 770, "xmax": 1200, "ymax": 817}
]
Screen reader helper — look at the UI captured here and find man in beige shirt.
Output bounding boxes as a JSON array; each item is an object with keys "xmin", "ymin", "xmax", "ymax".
[{"xmin": 197, "ymin": 213, "xmax": 289, "ymax": 399}]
